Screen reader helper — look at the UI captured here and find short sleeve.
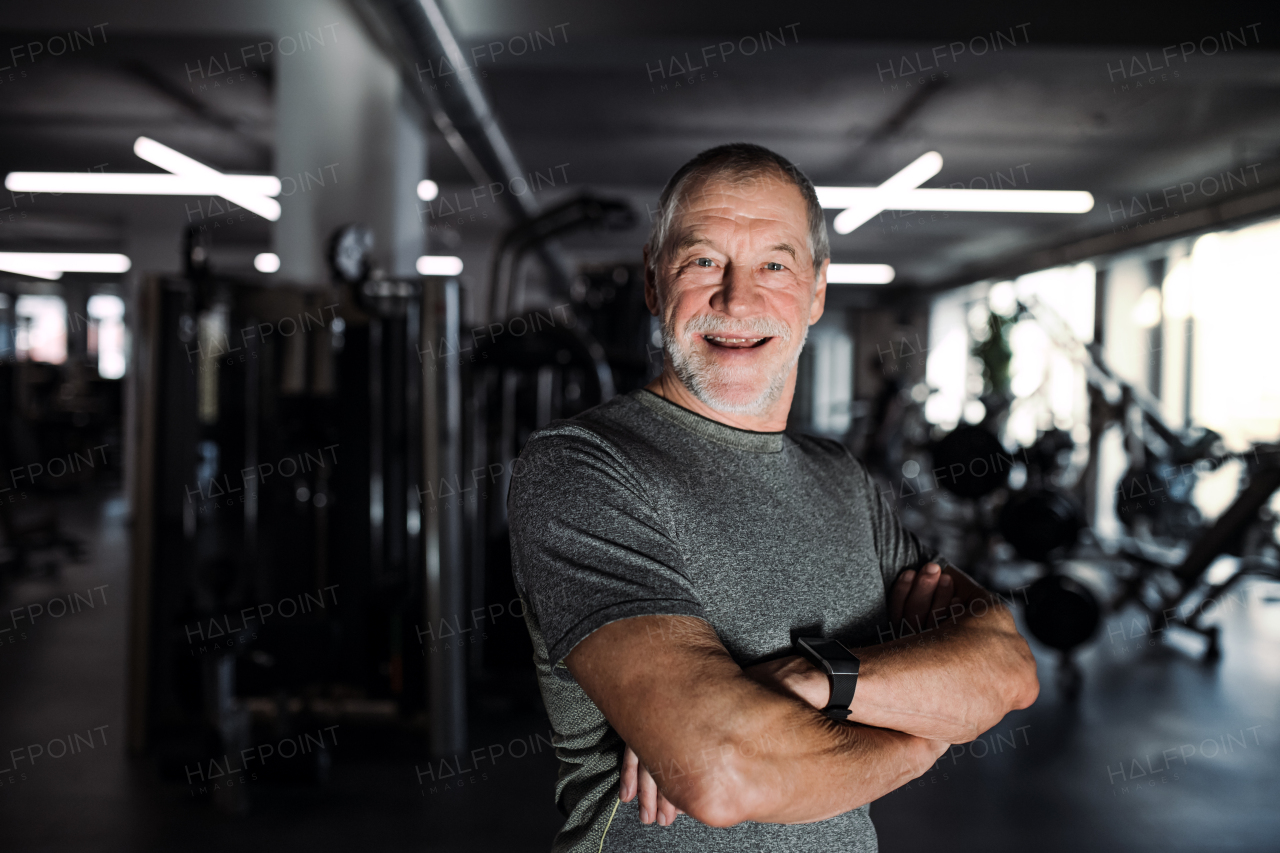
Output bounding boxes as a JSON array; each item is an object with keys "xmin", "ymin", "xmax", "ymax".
[
  {"xmin": 507, "ymin": 428, "xmax": 707, "ymax": 667},
  {"xmin": 846, "ymin": 451, "xmax": 937, "ymax": 590}
]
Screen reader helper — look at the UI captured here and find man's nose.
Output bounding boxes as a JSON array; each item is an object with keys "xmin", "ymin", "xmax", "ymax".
[{"xmin": 709, "ymin": 263, "xmax": 765, "ymax": 317}]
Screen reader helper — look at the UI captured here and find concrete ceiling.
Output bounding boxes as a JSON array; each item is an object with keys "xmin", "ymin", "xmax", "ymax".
[
  {"xmin": 0, "ymin": 32, "xmax": 274, "ymax": 265},
  {"xmin": 430, "ymin": 1, "xmax": 1280, "ymax": 286},
  {"xmin": 0, "ymin": 1, "xmax": 1277, "ymax": 288}
]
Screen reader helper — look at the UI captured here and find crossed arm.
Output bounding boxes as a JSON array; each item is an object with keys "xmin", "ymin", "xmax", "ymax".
[{"xmin": 564, "ymin": 561, "xmax": 1039, "ymax": 828}]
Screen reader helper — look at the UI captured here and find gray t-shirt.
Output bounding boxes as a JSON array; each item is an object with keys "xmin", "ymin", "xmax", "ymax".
[{"xmin": 508, "ymin": 389, "xmax": 931, "ymax": 852}]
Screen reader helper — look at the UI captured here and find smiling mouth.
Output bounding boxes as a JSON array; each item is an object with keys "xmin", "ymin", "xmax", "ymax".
[{"xmin": 701, "ymin": 334, "xmax": 772, "ymax": 349}]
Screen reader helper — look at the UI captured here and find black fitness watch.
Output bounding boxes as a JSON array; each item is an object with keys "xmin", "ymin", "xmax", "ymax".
[{"xmin": 795, "ymin": 637, "xmax": 861, "ymax": 721}]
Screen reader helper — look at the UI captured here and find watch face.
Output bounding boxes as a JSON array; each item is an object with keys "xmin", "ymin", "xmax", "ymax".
[
  {"xmin": 800, "ymin": 637, "xmax": 861, "ymax": 675},
  {"xmin": 803, "ymin": 637, "xmax": 857, "ymax": 661}
]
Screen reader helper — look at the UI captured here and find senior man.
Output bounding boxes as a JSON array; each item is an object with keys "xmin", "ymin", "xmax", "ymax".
[{"xmin": 507, "ymin": 143, "xmax": 1039, "ymax": 852}]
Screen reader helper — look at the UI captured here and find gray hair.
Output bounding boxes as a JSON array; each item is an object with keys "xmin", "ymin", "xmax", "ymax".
[{"xmin": 646, "ymin": 143, "xmax": 830, "ymax": 279}]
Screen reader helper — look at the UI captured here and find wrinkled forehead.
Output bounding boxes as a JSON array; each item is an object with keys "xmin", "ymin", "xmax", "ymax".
[{"xmin": 669, "ymin": 171, "xmax": 811, "ymax": 243}]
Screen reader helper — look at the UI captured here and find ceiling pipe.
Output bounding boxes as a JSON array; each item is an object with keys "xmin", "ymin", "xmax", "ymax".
[
  {"xmin": 369, "ymin": 0, "xmax": 588, "ymax": 322},
  {"xmin": 364, "ymin": 0, "xmax": 636, "ymax": 333},
  {"xmin": 373, "ymin": 0, "xmax": 538, "ymax": 225}
]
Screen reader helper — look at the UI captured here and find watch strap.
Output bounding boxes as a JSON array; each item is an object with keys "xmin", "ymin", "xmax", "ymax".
[{"xmin": 824, "ymin": 675, "xmax": 857, "ymax": 719}]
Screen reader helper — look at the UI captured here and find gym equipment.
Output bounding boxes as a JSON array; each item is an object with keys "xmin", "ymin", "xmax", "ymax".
[
  {"xmin": 128, "ymin": 224, "xmax": 467, "ymax": 809},
  {"xmin": 1015, "ymin": 298, "xmax": 1280, "ymax": 670},
  {"xmin": 931, "ymin": 425, "xmax": 1013, "ymax": 498},
  {"xmin": 999, "ymin": 489, "xmax": 1083, "ymax": 563}
]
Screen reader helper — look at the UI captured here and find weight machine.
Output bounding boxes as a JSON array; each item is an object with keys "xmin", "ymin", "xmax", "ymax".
[
  {"xmin": 905, "ymin": 295, "xmax": 1280, "ymax": 694},
  {"xmin": 127, "ymin": 225, "xmax": 465, "ymax": 811}
]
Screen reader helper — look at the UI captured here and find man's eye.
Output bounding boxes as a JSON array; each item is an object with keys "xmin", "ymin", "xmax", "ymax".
[
  {"xmin": 696, "ymin": 258, "xmax": 714, "ymax": 267},
  {"xmin": 766, "ymin": 262, "xmax": 785, "ymax": 271}
]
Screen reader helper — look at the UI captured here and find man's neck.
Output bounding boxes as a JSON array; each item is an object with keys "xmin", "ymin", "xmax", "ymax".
[{"xmin": 643, "ymin": 367, "xmax": 796, "ymax": 433}]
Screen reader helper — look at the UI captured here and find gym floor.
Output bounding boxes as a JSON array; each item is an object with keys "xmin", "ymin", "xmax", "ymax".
[{"xmin": 2, "ymin": 487, "xmax": 1278, "ymax": 852}]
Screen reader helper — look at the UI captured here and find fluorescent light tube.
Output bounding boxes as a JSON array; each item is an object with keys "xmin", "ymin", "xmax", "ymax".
[
  {"xmin": 416, "ymin": 255, "xmax": 463, "ymax": 276},
  {"xmin": 133, "ymin": 137, "xmax": 280, "ymax": 220},
  {"xmin": 4, "ymin": 136, "xmax": 281, "ymax": 221},
  {"xmin": 817, "ymin": 150, "xmax": 1093, "ymax": 235},
  {"xmin": 827, "ymin": 263, "xmax": 895, "ymax": 284},
  {"xmin": 0, "ymin": 264, "xmax": 61, "ymax": 280},
  {"xmin": 5, "ymin": 172, "xmax": 281, "ymax": 196},
  {"xmin": 830, "ymin": 152, "xmax": 943, "ymax": 235},
  {"xmin": 819, "ymin": 188, "xmax": 1095, "ymax": 214},
  {"xmin": 0, "ymin": 252, "xmax": 131, "ymax": 279}
]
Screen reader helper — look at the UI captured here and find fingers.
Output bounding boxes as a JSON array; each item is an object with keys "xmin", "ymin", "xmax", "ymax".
[
  {"xmin": 638, "ymin": 757, "xmax": 658, "ymax": 824},
  {"xmin": 889, "ymin": 569, "xmax": 915, "ymax": 621},
  {"xmin": 656, "ymin": 789, "xmax": 680, "ymax": 826},
  {"xmin": 903, "ymin": 562, "xmax": 942, "ymax": 622},
  {"xmin": 628, "ymin": 748, "xmax": 681, "ymax": 827},
  {"xmin": 893, "ymin": 564, "xmax": 965, "ymax": 635},
  {"xmin": 620, "ymin": 746, "xmax": 639, "ymax": 802},
  {"xmin": 927, "ymin": 572, "xmax": 953, "ymax": 627}
]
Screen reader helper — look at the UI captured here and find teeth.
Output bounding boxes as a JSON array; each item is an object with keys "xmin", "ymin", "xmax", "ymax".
[{"xmin": 706, "ymin": 335, "xmax": 764, "ymax": 343}]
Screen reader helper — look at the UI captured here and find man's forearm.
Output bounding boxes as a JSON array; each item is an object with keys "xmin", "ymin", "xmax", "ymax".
[
  {"xmin": 650, "ymin": 683, "xmax": 948, "ymax": 826},
  {"xmin": 812, "ymin": 561, "xmax": 1039, "ymax": 743},
  {"xmin": 849, "ymin": 604, "xmax": 1038, "ymax": 742},
  {"xmin": 572, "ymin": 615, "xmax": 951, "ymax": 828},
  {"xmin": 724, "ymin": 717, "xmax": 948, "ymax": 825},
  {"xmin": 754, "ymin": 571, "xmax": 1037, "ymax": 744}
]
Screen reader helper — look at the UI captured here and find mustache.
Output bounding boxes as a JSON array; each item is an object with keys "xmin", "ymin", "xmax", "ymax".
[{"xmin": 678, "ymin": 314, "xmax": 792, "ymax": 341}]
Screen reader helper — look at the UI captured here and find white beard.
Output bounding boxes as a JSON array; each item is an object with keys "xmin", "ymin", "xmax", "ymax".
[{"xmin": 662, "ymin": 312, "xmax": 807, "ymax": 416}]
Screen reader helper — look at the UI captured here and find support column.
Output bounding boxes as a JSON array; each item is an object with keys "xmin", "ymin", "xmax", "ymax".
[{"xmin": 274, "ymin": 2, "xmax": 425, "ymax": 281}]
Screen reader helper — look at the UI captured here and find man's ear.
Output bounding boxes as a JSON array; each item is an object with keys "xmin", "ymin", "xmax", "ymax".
[
  {"xmin": 809, "ymin": 258, "xmax": 829, "ymax": 326},
  {"xmin": 643, "ymin": 244, "xmax": 660, "ymax": 317}
]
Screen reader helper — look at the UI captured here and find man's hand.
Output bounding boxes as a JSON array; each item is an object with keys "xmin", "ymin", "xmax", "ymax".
[
  {"xmin": 620, "ymin": 745, "xmax": 684, "ymax": 825},
  {"xmin": 852, "ymin": 561, "xmax": 1040, "ymax": 742},
  {"xmin": 889, "ymin": 561, "xmax": 958, "ymax": 628}
]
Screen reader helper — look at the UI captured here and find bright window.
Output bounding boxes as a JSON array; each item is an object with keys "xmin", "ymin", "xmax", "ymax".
[
  {"xmin": 1182, "ymin": 221, "xmax": 1280, "ymax": 450},
  {"xmin": 15, "ymin": 294, "xmax": 67, "ymax": 364},
  {"xmin": 925, "ymin": 285, "xmax": 972, "ymax": 430},
  {"xmin": 87, "ymin": 293, "xmax": 127, "ymax": 379},
  {"xmin": 926, "ymin": 265, "xmax": 1094, "ymax": 447},
  {"xmin": 809, "ymin": 325, "xmax": 854, "ymax": 435},
  {"xmin": 1004, "ymin": 263, "xmax": 1094, "ymax": 447}
]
